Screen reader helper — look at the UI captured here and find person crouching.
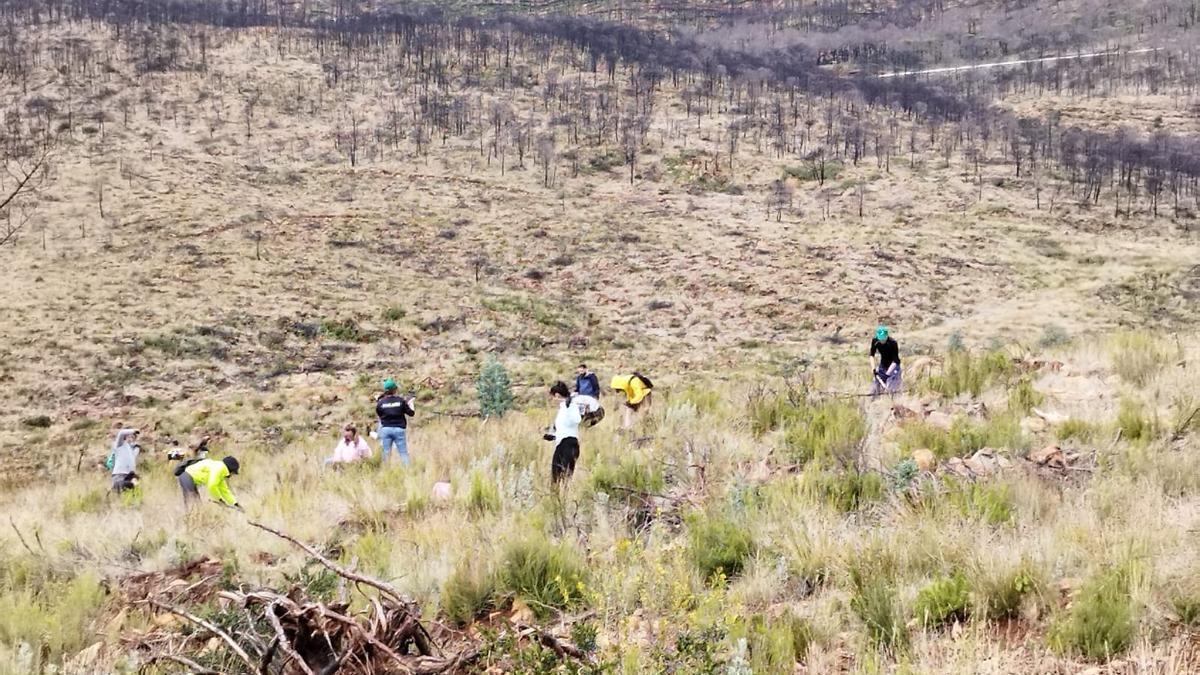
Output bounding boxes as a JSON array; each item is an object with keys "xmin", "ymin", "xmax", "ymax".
[{"xmin": 179, "ymin": 455, "xmax": 242, "ymax": 510}]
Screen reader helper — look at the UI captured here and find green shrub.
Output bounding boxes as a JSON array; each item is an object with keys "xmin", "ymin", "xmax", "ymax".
[
  {"xmin": 976, "ymin": 558, "xmax": 1043, "ymax": 620},
  {"xmin": 1007, "ymin": 377, "xmax": 1043, "ymax": 415},
  {"xmin": 849, "ymin": 560, "xmax": 907, "ymax": 653},
  {"xmin": 948, "ymin": 480, "xmax": 1016, "ymax": 526},
  {"xmin": 926, "ymin": 350, "xmax": 1014, "ymax": 398},
  {"xmin": 897, "ymin": 414, "xmax": 1027, "ymax": 461},
  {"xmin": 748, "ymin": 392, "xmax": 795, "ymax": 436},
  {"xmin": 1169, "ymin": 582, "xmax": 1200, "ymax": 628},
  {"xmin": 1109, "ymin": 330, "xmax": 1174, "ymax": 387},
  {"xmin": 0, "ymin": 572, "xmax": 106, "ymax": 665},
  {"xmin": 1037, "ymin": 324, "xmax": 1072, "ymax": 349},
  {"xmin": 802, "ymin": 468, "xmax": 884, "ymax": 512},
  {"xmin": 497, "ymin": 535, "xmax": 587, "ymax": 617},
  {"xmin": 891, "ymin": 458, "xmax": 918, "ymax": 491},
  {"xmin": 477, "ymin": 356, "xmax": 514, "ymax": 418},
  {"xmin": 913, "ymin": 570, "xmax": 971, "ymax": 628},
  {"xmin": 319, "ymin": 317, "xmax": 365, "ymax": 342},
  {"xmin": 1057, "ymin": 418, "xmax": 1099, "ymax": 442},
  {"xmin": 686, "ymin": 510, "xmax": 756, "ymax": 583},
  {"xmin": 1116, "ymin": 398, "xmax": 1157, "ymax": 443},
  {"xmin": 1049, "ymin": 569, "xmax": 1135, "ymax": 661},
  {"xmin": 782, "ymin": 399, "xmax": 866, "ymax": 465},
  {"xmin": 591, "ymin": 456, "xmax": 664, "ymax": 503},
  {"xmin": 20, "ymin": 415, "xmax": 51, "ymax": 429},
  {"xmin": 61, "ymin": 487, "xmax": 107, "ymax": 518},
  {"xmin": 380, "ymin": 305, "xmax": 406, "ymax": 321},
  {"xmin": 442, "ymin": 557, "xmax": 497, "ymax": 626},
  {"xmin": 740, "ymin": 611, "xmax": 811, "ymax": 673},
  {"xmin": 466, "ymin": 471, "xmax": 501, "ymax": 516}
]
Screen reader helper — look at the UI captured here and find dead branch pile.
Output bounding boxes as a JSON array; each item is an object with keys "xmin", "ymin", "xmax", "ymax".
[{"xmin": 129, "ymin": 521, "xmax": 480, "ymax": 674}]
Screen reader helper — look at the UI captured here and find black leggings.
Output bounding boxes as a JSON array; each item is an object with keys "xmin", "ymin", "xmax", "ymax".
[{"xmin": 551, "ymin": 437, "xmax": 580, "ymax": 483}]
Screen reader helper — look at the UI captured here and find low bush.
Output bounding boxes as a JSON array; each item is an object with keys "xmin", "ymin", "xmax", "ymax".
[
  {"xmin": 1109, "ymin": 330, "xmax": 1174, "ymax": 387},
  {"xmin": 442, "ymin": 556, "xmax": 497, "ymax": 626},
  {"xmin": 0, "ymin": 572, "xmax": 106, "ymax": 665},
  {"xmin": 497, "ymin": 535, "xmax": 587, "ymax": 617},
  {"xmin": 466, "ymin": 471, "xmax": 501, "ymax": 516},
  {"xmin": 948, "ymin": 480, "xmax": 1016, "ymax": 526},
  {"xmin": 61, "ymin": 487, "xmax": 107, "ymax": 518},
  {"xmin": 1049, "ymin": 569, "xmax": 1135, "ymax": 661},
  {"xmin": 913, "ymin": 570, "xmax": 971, "ymax": 629},
  {"xmin": 1116, "ymin": 398, "xmax": 1158, "ymax": 443},
  {"xmin": 897, "ymin": 414, "xmax": 1027, "ymax": 460},
  {"xmin": 380, "ymin": 305, "xmax": 406, "ymax": 321},
  {"xmin": 318, "ymin": 317, "xmax": 366, "ymax": 342},
  {"xmin": 976, "ymin": 558, "xmax": 1043, "ymax": 620},
  {"xmin": 849, "ymin": 556, "xmax": 907, "ymax": 653},
  {"xmin": 591, "ymin": 455, "xmax": 664, "ymax": 506},
  {"xmin": 801, "ymin": 468, "xmax": 885, "ymax": 512},
  {"xmin": 1007, "ymin": 377, "xmax": 1043, "ymax": 415},
  {"xmin": 1057, "ymin": 418, "xmax": 1100, "ymax": 442},
  {"xmin": 686, "ymin": 510, "xmax": 756, "ymax": 583},
  {"xmin": 781, "ymin": 399, "xmax": 866, "ymax": 465},
  {"xmin": 925, "ymin": 350, "xmax": 1014, "ymax": 398}
]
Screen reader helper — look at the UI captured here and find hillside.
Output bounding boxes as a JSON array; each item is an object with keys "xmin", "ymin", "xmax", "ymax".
[{"xmin": 0, "ymin": 0, "xmax": 1199, "ymax": 672}]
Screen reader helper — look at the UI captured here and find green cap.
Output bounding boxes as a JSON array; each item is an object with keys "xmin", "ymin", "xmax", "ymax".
[
  {"xmin": 382, "ymin": 378, "xmax": 397, "ymax": 391},
  {"xmin": 875, "ymin": 326, "xmax": 889, "ymax": 340}
]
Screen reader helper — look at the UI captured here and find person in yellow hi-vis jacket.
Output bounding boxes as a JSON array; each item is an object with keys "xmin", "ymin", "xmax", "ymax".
[
  {"xmin": 178, "ymin": 456, "xmax": 242, "ymax": 510},
  {"xmin": 610, "ymin": 372, "xmax": 654, "ymax": 430}
]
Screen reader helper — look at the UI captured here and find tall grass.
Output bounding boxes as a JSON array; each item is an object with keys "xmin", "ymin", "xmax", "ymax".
[
  {"xmin": 924, "ymin": 350, "xmax": 1014, "ymax": 398},
  {"xmin": 1109, "ymin": 330, "xmax": 1175, "ymax": 387},
  {"xmin": 497, "ymin": 535, "xmax": 588, "ymax": 617}
]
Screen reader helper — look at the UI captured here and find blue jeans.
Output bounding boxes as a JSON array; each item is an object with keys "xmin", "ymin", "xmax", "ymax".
[{"xmin": 378, "ymin": 426, "xmax": 408, "ymax": 464}]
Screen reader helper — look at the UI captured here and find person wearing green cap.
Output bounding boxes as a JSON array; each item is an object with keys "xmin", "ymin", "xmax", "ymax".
[
  {"xmin": 869, "ymin": 326, "xmax": 902, "ymax": 396},
  {"xmin": 376, "ymin": 378, "xmax": 415, "ymax": 464}
]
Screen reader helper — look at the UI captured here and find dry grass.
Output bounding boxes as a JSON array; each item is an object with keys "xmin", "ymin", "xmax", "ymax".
[{"xmin": 0, "ymin": 12, "xmax": 1199, "ymax": 674}]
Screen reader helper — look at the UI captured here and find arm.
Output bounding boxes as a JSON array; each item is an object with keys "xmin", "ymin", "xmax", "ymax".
[
  {"xmin": 206, "ymin": 468, "xmax": 237, "ymax": 506},
  {"xmin": 405, "ymin": 398, "xmax": 416, "ymax": 416}
]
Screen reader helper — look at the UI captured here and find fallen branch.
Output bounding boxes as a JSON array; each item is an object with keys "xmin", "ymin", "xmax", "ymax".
[
  {"xmin": 247, "ymin": 520, "xmax": 407, "ymax": 606},
  {"xmin": 8, "ymin": 517, "xmax": 34, "ymax": 556},
  {"xmin": 1172, "ymin": 407, "xmax": 1199, "ymax": 442},
  {"xmin": 265, "ymin": 601, "xmax": 316, "ymax": 675},
  {"xmin": 145, "ymin": 652, "xmax": 222, "ymax": 675},
  {"xmin": 147, "ymin": 599, "xmax": 258, "ymax": 673}
]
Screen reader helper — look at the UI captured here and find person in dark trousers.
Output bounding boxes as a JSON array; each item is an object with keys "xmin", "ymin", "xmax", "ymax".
[
  {"xmin": 869, "ymin": 326, "xmax": 902, "ymax": 396},
  {"xmin": 574, "ymin": 364, "xmax": 600, "ymax": 398},
  {"xmin": 545, "ymin": 381, "xmax": 582, "ymax": 484},
  {"xmin": 376, "ymin": 378, "xmax": 415, "ymax": 464},
  {"xmin": 179, "ymin": 455, "xmax": 241, "ymax": 510}
]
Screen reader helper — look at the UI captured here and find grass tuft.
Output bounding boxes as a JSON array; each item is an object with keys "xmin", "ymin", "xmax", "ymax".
[
  {"xmin": 686, "ymin": 510, "xmax": 756, "ymax": 583},
  {"xmin": 1109, "ymin": 330, "xmax": 1175, "ymax": 387},
  {"xmin": 497, "ymin": 535, "xmax": 587, "ymax": 617},
  {"xmin": 914, "ymin": 570, "xmax": 971, "ymax": 629},
  {"xmin": 1049, "ymin": 568, "xmax": 1136, "ymax": 661}
]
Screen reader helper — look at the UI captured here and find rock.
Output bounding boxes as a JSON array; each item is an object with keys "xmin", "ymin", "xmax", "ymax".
[
  {"xmin": 1022, "ymin": 416, "xmax": 1047, "ymax": 434},
  {"xmin": 892, "ymin": 404, "xmax": 920, "ymax": 420},
  {"xmin": 944, "ymin": 457, "xmax": 971, "ymax": 478},
  {"xmin": 907, "ymin": 356, "xmax": 935, "ymax": 379},
  {"xmin": 431, "ymin": 481, "xmax": 452, "ymax": 502},
  {"xmin": 926, "ymin": 410, "xmax": 954, "ymax": 430},
  {"xmin": 912, "ymin": 449, "xmax": 936, "ymax": 472},
  {"xmin": 1031, "ymin": 444, "xmax": 1065, "ymax": 469},
  {"xmin": 64, "ymin": 642, "xmax": 103, "ymax": 674},
  {"xmin": 963, "ymin": 448, "xmax": 1009, "ymax": 476},
  {"xmin": 1032, "ymin": 407, "xmax": 1068, "ymax": 424},
  {"xmin": 509, "ymin": 599, "xmax": 536, "ymax": 625}
]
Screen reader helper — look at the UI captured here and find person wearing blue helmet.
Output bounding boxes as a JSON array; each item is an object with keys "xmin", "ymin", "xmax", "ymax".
[
  {"xmin": 376, "ymin": 378, "xmax": 416, "ymax": 464},
  {"xmin": 869, "ymin": 326, "xmax": 902, "ymax": 396}
]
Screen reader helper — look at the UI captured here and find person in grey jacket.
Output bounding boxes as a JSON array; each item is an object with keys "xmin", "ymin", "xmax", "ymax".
[{"xmin": 110, "ymin": 428, "xmax": 140, "ymax": 492}]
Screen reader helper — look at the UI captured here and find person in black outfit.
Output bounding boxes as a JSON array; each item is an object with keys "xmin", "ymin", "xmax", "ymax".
[
  {"xmin": 870, "ymin": 326, "xmax": 902, "ymax": 396},
  {"xmin": 376, "ymin": 378, "xmax": 415, "ymax": 464}
]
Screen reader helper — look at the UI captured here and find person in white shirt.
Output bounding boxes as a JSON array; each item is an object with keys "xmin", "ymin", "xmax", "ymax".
[
  {"xmin": 110, "ymin": 427, "xmax": 140, "ymax": 492},
  {"xmin": 325, "ymin": 424, "xmax": 372, "ymax": 467},
  {"xmin": 545, "ymin": 381, "xmax": 582, "ymax": 484}
]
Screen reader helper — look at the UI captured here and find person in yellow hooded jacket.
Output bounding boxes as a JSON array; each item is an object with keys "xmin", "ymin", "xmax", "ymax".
[
  {"xmin": 179, "ymin": 456, "xmax": 242, "ymax": 509},
  {"xmin": 610, "ymin": 373, "xmax": 653, "ymax": 429}
]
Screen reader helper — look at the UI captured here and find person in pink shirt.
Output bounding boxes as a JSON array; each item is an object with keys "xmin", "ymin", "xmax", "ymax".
[{"xmin": 324, "ymin": 424, "xmax": 372, "ymax": 466}]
